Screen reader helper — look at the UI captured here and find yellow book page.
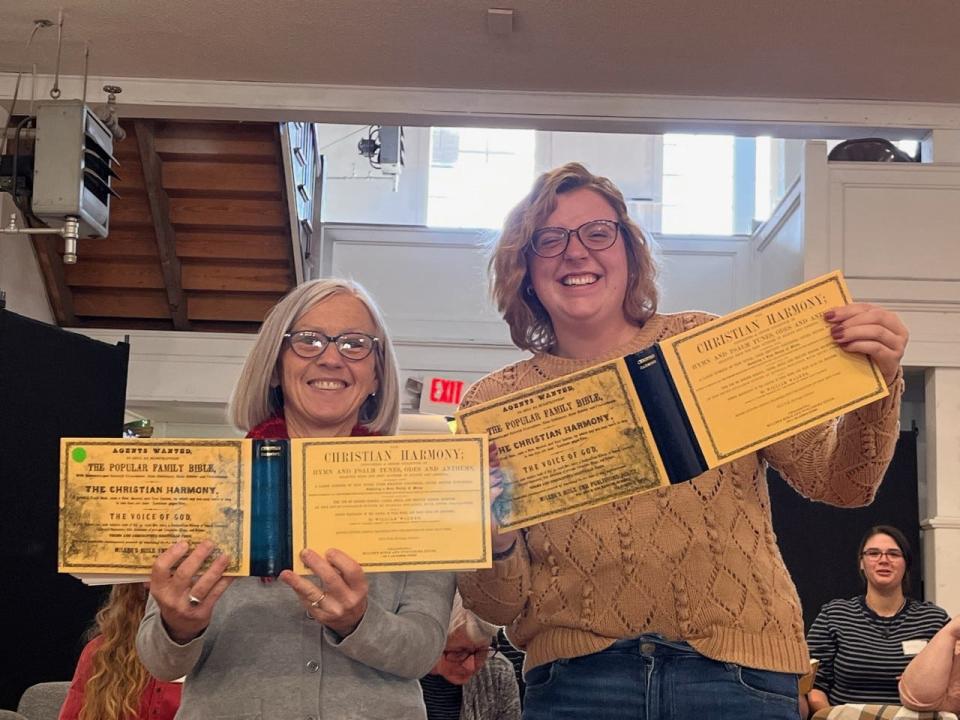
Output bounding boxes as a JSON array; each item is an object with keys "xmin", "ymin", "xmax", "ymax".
[
  {"xmin": 59, "ymin": 438, "xmax": 252, "ymax": 576},
  {"xmin": 659, "ymin": 271, "xmax": 888, "ymax": 468},
  {"xmin": 456, "ymin": 360, "xmax": 669, "ymax": 531},
  {"xmin": 290, "ymin": 435, "xmax": 490, "ymax": 573}
]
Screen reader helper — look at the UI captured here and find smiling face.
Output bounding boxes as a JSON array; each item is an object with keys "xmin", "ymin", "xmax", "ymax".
[
  {"xmin": 279, "ymin": 292, "xmax": 379, "ymax": 438},
  {"xmin": 527, "ymin": 187, "xmax": 632, "ymax": 351},
  {"xmin": 860, "ymin": 532, "xmax": 907, "ymax": 593}
]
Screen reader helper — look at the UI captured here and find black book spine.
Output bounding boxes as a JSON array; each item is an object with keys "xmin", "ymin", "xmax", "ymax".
[
  {"xmin": 250, "ymin": 439, "xmax": 292, "ymax": 576},
  {"xmin": 624, "ymin": 345, "xmax": 708, "ymax": 483}
]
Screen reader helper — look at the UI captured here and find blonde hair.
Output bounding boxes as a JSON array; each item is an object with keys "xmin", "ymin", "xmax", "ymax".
[
  {"xmin": 78, "ymin": 584, "xmax": 150, "ymax": 720},
  {"xmin": 448, "ymin": 592, "xmax": 498, "ymax": 645},
  {"xmin": 229, "ymin": 278, "xmax": 400, "ymax": 435},
  {"xmin": 490, "ymin": 162, "xmax": 659, "ymax": 352}
]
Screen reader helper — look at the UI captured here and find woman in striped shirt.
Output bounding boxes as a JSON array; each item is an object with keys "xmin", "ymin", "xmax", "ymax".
[{"xmin": 806, "ymin": 525, "xmax": 949, "ymax": 716}]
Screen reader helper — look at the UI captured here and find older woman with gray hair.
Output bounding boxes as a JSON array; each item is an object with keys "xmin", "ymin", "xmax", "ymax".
[
  {"xmin": 136, "ymin": 278, "xmax": 456, "ymax": 720},
  {"xmin": 420, "ymin": 594, "xmax": 521, "ymax": 720}
]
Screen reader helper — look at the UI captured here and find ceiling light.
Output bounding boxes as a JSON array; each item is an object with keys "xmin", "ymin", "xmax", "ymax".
[{"xmin": 486, "ymin": 8, "xmax": 514, "ymax": 36}]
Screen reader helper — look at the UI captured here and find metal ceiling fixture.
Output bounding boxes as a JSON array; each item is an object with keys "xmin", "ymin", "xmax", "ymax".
[{"xmin": 1, "ymin": 11, "xmax": 123, "ymax": 264}]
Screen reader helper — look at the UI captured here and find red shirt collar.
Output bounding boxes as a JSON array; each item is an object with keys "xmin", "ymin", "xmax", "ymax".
[{"xmin": 245, "ymin": 415, "xmax": 377, "ymax": 439}]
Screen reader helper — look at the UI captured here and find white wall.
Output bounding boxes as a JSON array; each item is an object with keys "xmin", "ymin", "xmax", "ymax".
[
  {"xmin": 750, "ymin": 173, "xmax": 804, "ymax": 301},
  {"xmin": 315, "ymin": 124, "xmax": 430, "ymax": 225},
  {"xmin": 536, "ymin": 131, "xmax": 664, "ymax": 232},
  {"xmin": 654, "ymin": 234, "xmax": 753, "ymax": 314},
  {"xmin": 0, "ymin": 199, "xmax": 55, "ymax": 322},
  {"xmin": 923, "ymin": 368, "xmax": 960, "ymax": 613},
  {"xmin": 767, "ymin": 138, "xmax": 806, "ymax": 214}
]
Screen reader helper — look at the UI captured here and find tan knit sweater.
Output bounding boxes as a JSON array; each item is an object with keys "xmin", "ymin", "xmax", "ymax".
[{"xmin": 457, "ymin": 311, "xmax": 904, "ymax": 676}]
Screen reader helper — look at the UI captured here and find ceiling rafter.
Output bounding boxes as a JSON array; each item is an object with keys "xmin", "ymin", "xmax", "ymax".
[
  {"xmin": 135, "ymin": 119, "xmax": 190, "ymax": 330},
  {"xmin": 30, "ymin": 233, "xmax": 77, "ymax": 325},
  {"xmin": 20, "ymin": 118, "xmax": 294, "ymax": 331}
]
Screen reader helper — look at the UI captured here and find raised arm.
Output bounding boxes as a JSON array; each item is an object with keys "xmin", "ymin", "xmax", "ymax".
[
  {"xmin": 456, "ymin": 379, "xmax": 532, "ymax": 627},
  {"xmin": 136, "ymin": 540, "xmax": 233, "ymax": 681},
  {"xmin": 900, "ymin": 616, "xmax": 960, "ymax": 711},
  {"xmin": 458, "ymin": 533, "xmax": 532, "ymax": 627}
]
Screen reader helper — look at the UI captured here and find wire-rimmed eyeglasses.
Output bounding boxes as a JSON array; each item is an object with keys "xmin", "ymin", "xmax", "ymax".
[
  {"xmin": 861, "ymin": 548, "xmax": 904, "ymax": 561},
  {"xmin": 283, "ymin": 330, "xmax": 379, "ymax": 361},
  {"xmin": 528, "ymin": 219, "xmax": 620, "ymax": 258},
  {"xmin": 442, "ymin": 645, "xmax": 499, "ymax": 665}
]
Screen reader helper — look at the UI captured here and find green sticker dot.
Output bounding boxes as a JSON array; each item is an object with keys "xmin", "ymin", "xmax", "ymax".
[{"xmin": 71, "ymin": 447, "xmax": 87, "ymax": 463}]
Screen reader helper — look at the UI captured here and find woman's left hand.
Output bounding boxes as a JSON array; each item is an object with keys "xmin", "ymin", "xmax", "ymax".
[
  {"xmin": 279, "ymin": 548, "xmax": 369, "ymax": 637},
  {"xmin": 826, "ymin": 303, "xmax": 909, "ymax": 385}
]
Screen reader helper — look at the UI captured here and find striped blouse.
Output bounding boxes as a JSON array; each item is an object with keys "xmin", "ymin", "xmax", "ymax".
[{"xmin": 807, "ymin": 596, "xmax": 949, "ymax": 705}]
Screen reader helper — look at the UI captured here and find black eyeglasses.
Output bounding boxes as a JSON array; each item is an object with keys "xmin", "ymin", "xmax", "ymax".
[
  {"xmin": 861, "ymin": 548, "xmax": 904, "ymax": 561},
  {"xmin": 283, "ymin": 331, "xmax": 379, "ymax": 361},
  {"xmin": 443, "ymin": 645, "xmax": 499, "ymax": 665},
  {"xmin": 528, "ymin": 219, "xmax": 620, "ymax": 258}
]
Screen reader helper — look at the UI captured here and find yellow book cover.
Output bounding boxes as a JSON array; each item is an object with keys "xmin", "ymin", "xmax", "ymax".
[
  {"xmin": 457, "ymin": 271, "xmax": 888, "ymax": 531},
  {"xmin": 59, "ymin": 435, "xmax": 490, "ymax": 584}
]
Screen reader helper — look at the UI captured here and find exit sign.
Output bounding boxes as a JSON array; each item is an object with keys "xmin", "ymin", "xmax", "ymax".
[{"xmin": 418, "ymin": 374, "xmax": 472, "ymax": 415}]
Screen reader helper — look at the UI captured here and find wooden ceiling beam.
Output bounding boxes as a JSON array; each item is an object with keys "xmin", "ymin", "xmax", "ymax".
[
  {"xmin": 65, "ymin": 258, "xmax": 165, "ymax": 289},
  {"xmin": 176, "ymin": 232, "xmax": 289, "ymax": 261},
  {"xmin": 135, "ymin": 120, "xmax": 190, "ymax": 331},
  {"xmin": 188, "ymin": 292, "xmax": 285, "ymax": 322},
  {"xmin": 77, "ymin": 231, "xmax": 158, "ymax": 259},
  {"xmin": 30, "ymin": 233, "xmax": 77, "ymax": 325},
  {"xmin": 168, "ymin": 197, "xmax": 286, "ymax": 228},
  {"xmin": 73, "ymin": 288, "xmax": 171, "ymax": 319},
  {"xmin": 180, "ymin": 262, "xmax": 292, "ymax": 293},
  {"xmin": 162, "ymin": 161, "xmax": 281, "ymax": 194}
]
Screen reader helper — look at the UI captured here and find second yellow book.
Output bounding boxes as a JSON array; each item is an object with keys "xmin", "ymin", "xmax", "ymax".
[{"xmin": 59, "ymin": 434, "xmax": 491, "ymax": 584}]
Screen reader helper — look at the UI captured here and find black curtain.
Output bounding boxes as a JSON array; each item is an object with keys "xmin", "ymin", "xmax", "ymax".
[
  {"xmin": 769, "ymin": 431, "xmax": 920, "ymax": 630},
  {"xmin": 0, "ymin": 309, "xmax": 129, "ymax": 710}
]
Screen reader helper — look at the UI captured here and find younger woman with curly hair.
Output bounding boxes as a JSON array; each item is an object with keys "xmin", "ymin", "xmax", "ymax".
[{"xmin": 60, "ymin": 584, "xmax": 180, "ymax": 720}]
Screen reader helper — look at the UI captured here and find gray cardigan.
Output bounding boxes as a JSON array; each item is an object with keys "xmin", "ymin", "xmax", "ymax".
[
  {"xmin": 461, "ymin": 655, "xmax": 522, "ymax": 720},
  {"xmin": 137, "ymin": 573, "xmax": 456, "ymax": 720}
]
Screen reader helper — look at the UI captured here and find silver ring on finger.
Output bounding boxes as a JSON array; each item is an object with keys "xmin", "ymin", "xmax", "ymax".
[
  {"xmin": 188, "ymin": 593, "xmax": 202, "ymax": 607},
  {"xmin": 309, "ymin": 591, "xmax": 327, "ymax": 609}
]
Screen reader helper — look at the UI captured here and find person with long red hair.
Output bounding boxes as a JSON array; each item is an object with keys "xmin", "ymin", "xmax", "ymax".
[{"xmin": 59, "ymin": 583, "xmax": 180, "ymax": 720}]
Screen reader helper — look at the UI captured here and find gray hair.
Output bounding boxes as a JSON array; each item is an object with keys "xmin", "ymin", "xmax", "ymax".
[
  {"xmin": 228, "ymin": 278, "xmax": 400, "ymax": 435},
  {"xmin": 448, "ymin": 592, "xmax": 498, "ymax": 645}
]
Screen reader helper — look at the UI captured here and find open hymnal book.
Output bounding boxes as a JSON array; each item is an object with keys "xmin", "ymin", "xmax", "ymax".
[
  {"xmin": 59, "ymin": 435, "xmax": 491, "ymax": 584},
  {"xmin": 456, "ymin": 271, "xmax": 888, "ymax": 531}
]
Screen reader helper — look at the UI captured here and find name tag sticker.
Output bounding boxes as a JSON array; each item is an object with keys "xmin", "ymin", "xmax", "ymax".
[{"xmin": 902, "ymin": 639, "xmax": 928, "ymax": 656}]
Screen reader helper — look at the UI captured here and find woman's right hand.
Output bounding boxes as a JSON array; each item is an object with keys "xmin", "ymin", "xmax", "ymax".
[
  {"xmin": 149, "ymin": 539, "xmax": 234, "ymax": 644},
  {"xmin": 489, "ymin": 443, "xmax": 519, "ymax": 555}
]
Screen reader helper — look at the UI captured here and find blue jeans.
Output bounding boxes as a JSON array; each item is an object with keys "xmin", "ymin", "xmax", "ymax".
[{"xmin": 522, "ymin": 635, "xmax": 800, "ymax": 720}]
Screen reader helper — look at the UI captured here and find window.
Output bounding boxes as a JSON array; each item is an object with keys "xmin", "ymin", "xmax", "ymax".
[
  {"xmin": 427, "ymin": 127, "xmax": 535, "ymax": 228},
  {"xmin": 661, "ymin": 134, "xmax": 777, "ymax": 235},
  {"xmin": 825, "ymin": 138, "xmax": 920, "ymax": 159},
  {"xmin": 755, "ymin": 136, "xmax": 773, "ymax": 223},
  {"xmin": 661, "ymin": 134, "xmax": 735, "ymax": 235},
  {"xmin": 895, "ymin": 140, "xmax": 920, "ymax": 158}
]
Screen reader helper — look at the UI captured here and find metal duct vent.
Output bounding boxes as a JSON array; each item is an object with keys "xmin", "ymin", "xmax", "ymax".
[{"xmin": 31, "ymin": 100, "xmax": 119, "ymax": 239}]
